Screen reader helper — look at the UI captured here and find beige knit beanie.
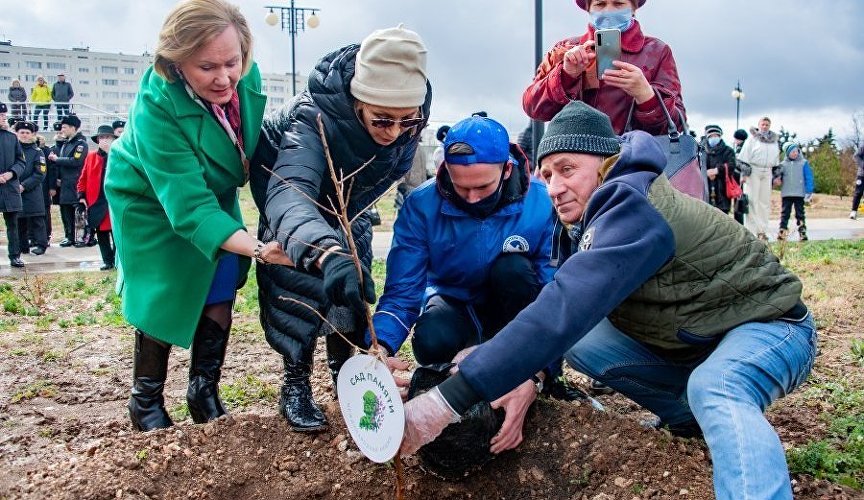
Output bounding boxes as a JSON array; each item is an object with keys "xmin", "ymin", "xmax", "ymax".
[{"xmin": 350, "ymin": 24, "xmax": 428, "ymax": 108}]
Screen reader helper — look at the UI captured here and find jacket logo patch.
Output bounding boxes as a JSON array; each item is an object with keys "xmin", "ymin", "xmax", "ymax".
[
  {"xmin": 578, "ymin": 226, "xmax": 595, "ymax": 252},
  {"xmin": 503, "ymin": 235, "xmax": 529, "ymax": 253}
]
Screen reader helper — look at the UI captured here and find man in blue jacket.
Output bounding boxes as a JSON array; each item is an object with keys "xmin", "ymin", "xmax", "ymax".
[
  {"xmin": 373, "ymin": 113, "xmax": 559, "ymax": 452},
  {"xmin": 400, "ymin": 102, "xmax": 815, "ymax": 500}
]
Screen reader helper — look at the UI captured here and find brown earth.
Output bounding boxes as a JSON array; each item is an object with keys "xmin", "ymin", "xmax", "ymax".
[{"xmin": 0, "ymin": 240, "xmax": 863, "ymax": 499}]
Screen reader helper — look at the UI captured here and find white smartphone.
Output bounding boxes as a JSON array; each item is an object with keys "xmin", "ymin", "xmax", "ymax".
[{"xmin": 595, "ymin": 29, "xmax": 622, "ymax": 79}]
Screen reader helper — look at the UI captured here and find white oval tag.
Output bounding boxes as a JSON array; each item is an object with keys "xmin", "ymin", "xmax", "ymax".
[{"xmin": 337, "ymin": 354, "xmax": 405, "ymax": 463}]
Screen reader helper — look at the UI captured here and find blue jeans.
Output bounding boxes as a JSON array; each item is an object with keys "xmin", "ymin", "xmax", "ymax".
[{"xmin": 565, "ymin": 315, "xmax": 817, "ymax": 500}]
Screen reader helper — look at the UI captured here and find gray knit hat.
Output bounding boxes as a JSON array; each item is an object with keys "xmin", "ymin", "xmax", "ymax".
[{"xmin": 536, "ymin": 101, "xmax": 620, "ymax": 164}]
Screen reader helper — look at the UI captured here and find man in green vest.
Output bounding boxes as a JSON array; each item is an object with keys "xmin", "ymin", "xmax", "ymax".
[{"xmin": 400, "ymin": 102, "xmax": 816, "ymax": 500}]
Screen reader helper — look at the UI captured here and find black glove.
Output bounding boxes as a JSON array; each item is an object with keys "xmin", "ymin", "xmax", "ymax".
[{"xmin": 321, "ymin": 253, "xmax": 376, "ymax": 313}]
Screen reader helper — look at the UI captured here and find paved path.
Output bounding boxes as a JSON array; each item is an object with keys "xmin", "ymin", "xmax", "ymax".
[{"xmin": 2, "ymin": 218, "xmax": 863, "ymax": 277}]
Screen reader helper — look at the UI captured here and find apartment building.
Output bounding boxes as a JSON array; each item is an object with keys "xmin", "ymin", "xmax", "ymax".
[{"xmin": 0, "ymin": 41, "xmax": 298, "ymax": 133}]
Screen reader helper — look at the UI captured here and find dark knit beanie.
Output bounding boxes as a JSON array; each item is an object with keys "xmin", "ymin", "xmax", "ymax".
[
  {"xmin": 704, "ymin": 124, "xmax": 723, "ymax": 136},
  {"xmin": 537, "ymin": 101, "xmax": 620, "ymax": 164},
  {"xmin": 733, "ymin": 129, "xmax": 748, "ymax": 141},
  {"xmin": 436, "ymin": 124, "xmax": 450, "ymax": 142}
]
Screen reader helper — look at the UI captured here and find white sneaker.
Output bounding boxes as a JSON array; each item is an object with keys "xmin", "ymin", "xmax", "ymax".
[{"xmin": 851, "ymin": 211, "xmax": 859, "ymax": 220}]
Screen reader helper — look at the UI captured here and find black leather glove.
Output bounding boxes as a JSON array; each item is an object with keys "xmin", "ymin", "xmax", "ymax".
[{"xmin": 321, "ymin": 253, "xmax": 376, "ymax": 313}]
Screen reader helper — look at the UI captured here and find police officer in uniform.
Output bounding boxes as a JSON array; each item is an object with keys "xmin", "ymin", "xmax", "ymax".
[
  {"xmin": 0, "ymin": 102, "xmax": 27, "ymax": 267},
  {"xmin": 14, "ymin": 121, "xmax": 48, "ymax": 255},
  {"xmin": 48, "ymin": 114, "xmax": 88, "ymax": 247},
  {"xmin": 112, "ymin": 120, "xmax": 126, "ymax": 137}
]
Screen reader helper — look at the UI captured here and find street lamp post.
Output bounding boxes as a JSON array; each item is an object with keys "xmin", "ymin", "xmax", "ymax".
[
  {"xmin": 731, "ymin": 80, "xmax": 745, "ymax": 131},
  {"xmin": 530, "ymin": 0, "xmax": 544, "ymax": 169},
  {"xmin": 265, "ymin": 2, "xmax": 320, "ymax": 96}
]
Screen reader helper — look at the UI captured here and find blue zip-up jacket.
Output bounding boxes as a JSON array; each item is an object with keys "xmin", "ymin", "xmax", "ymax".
[
  {"xmin": 441, "ymin": 132, "xmax": 676, "ymax": 404},
  {"xmin": 368, "ymin": 160, "xmax": 556, "ymax": 355}
]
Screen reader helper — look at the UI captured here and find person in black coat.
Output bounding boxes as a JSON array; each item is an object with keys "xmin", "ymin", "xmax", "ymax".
[
  {"xmin": 703, "ymin": 124, "xmax": 738, "ymax": 215},
  {"xmin": 0, "ymin": 103, "xmax": 26, "ymax": 267},
  {"xmin": 47, "ymin": 114, "xmax": 87, "ymax": 247},
  {"xmin": 13, "ymin": 121, "xmax": 48, "ymax": 255},
  {"xmin": 35, "ymin": 132, "xmax": 58, "ymax": 245},
  {"xmin": 250, "ymin": 25, "xmax": 431, "ymax": 432}
]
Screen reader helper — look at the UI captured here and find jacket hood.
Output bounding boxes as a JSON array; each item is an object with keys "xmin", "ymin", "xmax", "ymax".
[
  {"xmin": 749, "ymin": 127, "xmax": 779, "ymax": 143},
  {"xmin": 308, "ymin": 44, "xmax": 361, "ymax": 121},
  {"xmin": 604, "ymin": 131, "xmax": 665, "ymax": 180}
]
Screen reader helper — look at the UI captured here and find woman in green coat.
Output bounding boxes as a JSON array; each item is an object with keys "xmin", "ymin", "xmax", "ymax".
[{"xmin": 105, "ymin": 0, "xmax": 290, "ymax": 432}]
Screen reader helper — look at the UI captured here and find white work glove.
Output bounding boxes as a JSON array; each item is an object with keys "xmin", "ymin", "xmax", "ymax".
[{"xmin": 400, "ymin": 387, "xmax": 461, "ymax": 456}]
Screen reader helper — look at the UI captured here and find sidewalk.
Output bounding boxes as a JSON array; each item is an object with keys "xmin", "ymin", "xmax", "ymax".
[{"xmin": 2, "ymin": 217, "xmax": 863, "ymax": 276}]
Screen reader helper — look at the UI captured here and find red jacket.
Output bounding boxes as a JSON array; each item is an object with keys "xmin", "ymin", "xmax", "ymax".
[
  {"xmin": 522, "ymin": 20, "xmax": 686, "ymax": 135},
  {"xmin": 76, "ymin": 150, "xmax": 111, "ymax": 231}
]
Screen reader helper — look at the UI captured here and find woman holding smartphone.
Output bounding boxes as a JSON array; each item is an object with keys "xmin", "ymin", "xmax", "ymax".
[{"xmin": 523, "ymin": 0, "xmax": 686, "ymax": 135}]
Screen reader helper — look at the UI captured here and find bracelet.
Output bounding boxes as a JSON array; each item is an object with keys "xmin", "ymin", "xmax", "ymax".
[{"xmin": 253, "ymin": 242, "xmax": 268, "ymax": 264}]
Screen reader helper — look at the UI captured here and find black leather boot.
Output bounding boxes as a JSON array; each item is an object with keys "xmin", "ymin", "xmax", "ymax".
[
  {"xmin": 187, "ymin": 316, "xmax": 229, "ymax": 424},
  {"xmin": 279, "ymin": 346, "xmax": 328, "ymax": 432},
  {"xmin": 128, "ymin": 330, "xmax": 174, "ymax": 431},
  {"xmin": 326, "ymin": 331, "xmax": 356, "ymax": 393}
]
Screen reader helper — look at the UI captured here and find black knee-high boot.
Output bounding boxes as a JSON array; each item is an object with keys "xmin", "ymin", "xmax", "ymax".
[
  {"xmin": 279, "ymin": 341, "xmax": 328, "ymax": 432},
  {"xmin": 128, "ymin": 330, "xmax": 173, "ymax": 431},
  {"xmin": 186, "ymin": 316, "xmax": 230, "ymax": 424}
]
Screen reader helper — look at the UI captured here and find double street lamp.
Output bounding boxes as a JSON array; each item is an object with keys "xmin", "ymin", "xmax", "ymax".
[
  {"xmin": 265, "ymin": 2, "xmax": 320, "ymax": 96},
  {"xmin": 731, "ymin": 80, "xmax": 745, "ymax": 131}
]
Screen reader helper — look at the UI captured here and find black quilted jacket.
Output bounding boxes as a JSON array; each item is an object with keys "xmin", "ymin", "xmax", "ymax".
[{"xmin": 249, "ymin": 43, "xmax": 432, "ymax": 360}]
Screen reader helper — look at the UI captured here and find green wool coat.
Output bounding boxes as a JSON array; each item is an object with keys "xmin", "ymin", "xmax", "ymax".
[{"xmin": 105, "ymin": 63, "xmax": 265, "ymax": 347}]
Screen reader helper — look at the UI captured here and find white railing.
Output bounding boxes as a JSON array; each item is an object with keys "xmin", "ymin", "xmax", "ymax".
[{"xmin": 5, "ymin": 100, "xmax": 127, "ymax": 135}]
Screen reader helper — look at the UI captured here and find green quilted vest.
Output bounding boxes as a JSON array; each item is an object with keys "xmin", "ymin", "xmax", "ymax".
[{"xmin": 608, "ymin": 175, "xmax": 802, "ymax": 355}]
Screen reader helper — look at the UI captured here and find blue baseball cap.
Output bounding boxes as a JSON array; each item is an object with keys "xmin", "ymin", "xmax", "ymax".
[{"xmin": 443, "ymin": 114, "xmax": 511, "ymax": 166}]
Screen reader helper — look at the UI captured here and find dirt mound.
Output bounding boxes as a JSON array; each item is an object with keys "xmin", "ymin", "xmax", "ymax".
[{"xmin": 5, "ymin": 397, "xmax": 722, "ymax": 500}]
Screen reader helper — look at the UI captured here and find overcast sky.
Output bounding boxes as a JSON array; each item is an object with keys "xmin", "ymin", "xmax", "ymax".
[{"xmin": 2, "ymin": 0, "xmax": 862, "ymax": 144}]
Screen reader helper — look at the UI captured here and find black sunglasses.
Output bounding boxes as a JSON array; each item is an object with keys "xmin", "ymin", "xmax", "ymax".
[{"xmin": 369, "ymin": 114, "xmax": 425, "ymax": 129}]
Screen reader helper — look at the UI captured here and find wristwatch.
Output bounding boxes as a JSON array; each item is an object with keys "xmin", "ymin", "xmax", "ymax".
[
  {"xmin": 253, "ymin": 242, "xmax": 267, "ymax": 264},
  {"xmin": 530, "ymin": 374, "xmax": 544, "ymax": 394}
]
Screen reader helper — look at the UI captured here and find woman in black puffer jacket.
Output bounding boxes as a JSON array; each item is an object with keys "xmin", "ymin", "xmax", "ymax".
[{"xmin": 250, "ymin": 25, "xmax": 431, "ymax": 432}]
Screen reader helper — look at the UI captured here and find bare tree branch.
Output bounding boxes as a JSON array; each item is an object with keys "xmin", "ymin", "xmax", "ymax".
[
  {"xmin": 316, "ymin": 113, "xmax": 381, "ymax": 354},
  {"xmin": 341, "ymin": 155, "xmax": 377, "ymax": 184},
  {"xmin": 258, "ymin": 163, "xmax": 340, "ymax": 218},
  {"xmin": 279, "ymin": 297, "xmax": 369, "ymax": 353},
  {"xmin": 273, "ymin": 230, "xmax": 353, "ymax": 260},
  {"xmin": 350, "ymin": 182, "xmax": 398, "ymax": 225}
]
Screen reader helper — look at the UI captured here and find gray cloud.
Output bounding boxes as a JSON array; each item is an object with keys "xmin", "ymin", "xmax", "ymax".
[{"xmin": 2, "ymin": 0, "xmax": 861, "ymax": 139}]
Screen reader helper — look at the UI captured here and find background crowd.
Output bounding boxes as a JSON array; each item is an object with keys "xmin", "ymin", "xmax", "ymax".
[{"xmin": 0, "ymin": 102, "xmax": 124, "ymax": 269}]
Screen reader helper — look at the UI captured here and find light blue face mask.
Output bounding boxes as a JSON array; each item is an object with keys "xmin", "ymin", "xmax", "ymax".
[
  {"xmin": 707, "ymin": 136, "xmax": 721, "ymax": 147},
  {"xmin": 590, "ymin": 8, "xmax": 634, "ymax": 31}
]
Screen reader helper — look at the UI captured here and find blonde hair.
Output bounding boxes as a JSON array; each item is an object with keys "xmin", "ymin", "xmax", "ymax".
[
  {"xmin": 153, "ymin": 0, "xmax": 253, "ymax": 82},
  {"xmin": 36, "ymin": 75, "xmax": 46, "ymax": 84}
]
